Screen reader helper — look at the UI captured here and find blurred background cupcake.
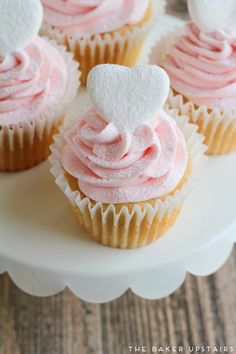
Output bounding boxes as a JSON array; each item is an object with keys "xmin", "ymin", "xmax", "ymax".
[
  {"xmin": 0, "ymin": 0, "xmax": 80, "ymax": 172},
  {"xmin": 41, "ymin": 0, "xmax": 165, "ymax": 85},
  {"xmin": 151, "ymin": 0, "xmax": 236, "ymax": 155}
]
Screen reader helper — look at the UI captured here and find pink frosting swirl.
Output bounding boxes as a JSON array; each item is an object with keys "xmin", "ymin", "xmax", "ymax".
[
  {"xmin": 42, "ymin": 0, "xmax": 149, "ymax": 37},
  {"xmin": 164, "ymin": 22, "xmax": 236, "ymax": 110},
  {"xmin": 61, "ymin": 108, "xmax": 188, "ymax": 204},
  {"xmin": 0, "ymin": 36, "xmax": 67, "ymax": 125}
]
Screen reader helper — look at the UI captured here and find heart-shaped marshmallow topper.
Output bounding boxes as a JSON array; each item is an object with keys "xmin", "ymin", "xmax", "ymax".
[
  {"xmin": 0, "ymin": 0, "xmax": 43, "ymax": 56},
  {"xmin": 188, "ymin": 0, "xmax": 236, "ymax": 33},
  {"xmin": 87, "ymin": 64, "xmax": 170, "ymax": 133}
]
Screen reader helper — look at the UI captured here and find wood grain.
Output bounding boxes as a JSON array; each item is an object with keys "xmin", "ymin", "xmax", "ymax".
[{"xmin": 0, "ymin": 248, "xmax": 236, "ymax": 354}]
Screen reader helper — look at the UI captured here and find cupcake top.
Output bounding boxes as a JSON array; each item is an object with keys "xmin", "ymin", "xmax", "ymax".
[
  {"xmin": 61, "ymin": 64, "xmax": 188, "ymax": 204},
  {"xmin": 163, "ymin": 0, "xmax": 236, "ymax": 110},
  {"xmin": 0, "ymin": 0, "xmax": 68, "ymax": 125},
  {"xmin": 42, "ymin": 0, "xmax": 149, "ymax": 37}
]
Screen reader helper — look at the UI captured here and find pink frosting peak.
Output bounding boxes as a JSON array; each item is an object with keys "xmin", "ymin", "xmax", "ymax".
[
  {"xmin": 61, "ymin": 108, "xmax": 188, "ymax": 204},
  {"xmin": 164, "ymin": 22, "xmax": 236, "ymax": 110},
  {"xmin": 42, "ymin": 0, "xmax": 149, "ymax": 37},
  {"xmin": 0, "ymin": 37, "xmax": 67, "ymax": 125}
]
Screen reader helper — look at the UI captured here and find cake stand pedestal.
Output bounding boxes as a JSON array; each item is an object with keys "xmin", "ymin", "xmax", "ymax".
[{"xmin": 0, "ymin": 16, "xmax": 235, "ymax": 303}]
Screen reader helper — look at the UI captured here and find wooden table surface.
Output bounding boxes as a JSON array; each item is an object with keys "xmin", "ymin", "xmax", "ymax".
[
  {"xmin": 1, "ymin": 249, "xmax": 236, "ymax": 354},
  {"xmin": 1, "ymin": 2, "xmax": 236, "ymax": 354}
]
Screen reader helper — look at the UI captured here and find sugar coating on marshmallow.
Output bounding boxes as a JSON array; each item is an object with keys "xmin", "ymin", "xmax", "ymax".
[
  {"xmin": 87, "ymin": 64, "xmax": 170, "ymax": 133},
  {"xmin": 188, "ymin": 0, "xmax": 236, "ymax": 33},
  {"xmin": 0, "ymin": 0, "xmax": 43, "ymax": 55}
]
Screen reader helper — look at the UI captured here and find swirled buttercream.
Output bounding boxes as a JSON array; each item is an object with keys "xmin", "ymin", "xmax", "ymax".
[
  {"xmin": 164, "ymin": 22, "xmax": 236, "ymax": 110},
  {"xmin": 61, "ymin": 108, "xmax": 188, "ymax": 203},
  {"xmin": 42, "ymin": 0, "xmax": 149, "ymax": 37},
  {"xmin": 0, "ymin": 36, "xmax": 67, "ymax": 125}
]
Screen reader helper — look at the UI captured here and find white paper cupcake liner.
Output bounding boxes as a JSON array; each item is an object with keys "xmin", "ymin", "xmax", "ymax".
[
  {"xmin": 41, "ymin": 0, "xmax": 166, "ymax": 85},
  {"xmin": 150, "ymin": 28, "xmax": 236, "ymax": 155},
  {"xmin": 0, "ymin": 39, "xmax": 81, "ymax": 172},
  {"xmin": 49, "ymin": 110, "xmax": 207, "ymax": 249}
]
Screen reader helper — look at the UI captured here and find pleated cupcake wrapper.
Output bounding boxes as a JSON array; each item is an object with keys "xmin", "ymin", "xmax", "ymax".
[
  {"xmin": 0, "ymin": 39, "xmax": 81, "ymax": 172},
  {"xmin": 41, "ymin": 0, "xmax": 166, "ymax": 85},
  {"xmin": 0, "ymin": 116, "xmax": 63, "ymax": 171},
  {"xmin": 150, "ymin": 28, "xmax": 236, "ymax": 155},
  {"xmin": 49, "ymin": 111, "xmax": 207, "ymax": 249}
]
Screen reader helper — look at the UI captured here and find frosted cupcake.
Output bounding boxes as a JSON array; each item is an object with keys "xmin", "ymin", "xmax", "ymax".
[
  {"xmin": 0, "ymin": 0, "xmax": 80, "ymax": 172},
  {"xmin": 151, "ymin": 0, "xmax": 236, "ymax": 155},
  {"xmin": 41, "ymin": 0, "xmax": 164, "ymax": 85},
  {"xmin": 50, "ymin": 64, "xmax": 206, "ymax": 249}
]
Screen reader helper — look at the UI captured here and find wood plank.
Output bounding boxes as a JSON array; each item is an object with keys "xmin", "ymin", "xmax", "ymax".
[{"xmin": 0, "ymin": 248, "xmax": 236, "ymax": 354}]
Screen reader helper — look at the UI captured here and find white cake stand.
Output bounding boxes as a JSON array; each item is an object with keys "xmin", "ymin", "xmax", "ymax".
[{"xmin": 0, "ymin": 16, "xmax": 235, "ymax": 303}]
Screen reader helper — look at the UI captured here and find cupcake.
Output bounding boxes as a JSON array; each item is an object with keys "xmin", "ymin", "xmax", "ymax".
[
  {"xmin": 41, "ymin": 0, "xmax": 164, "ymax": 85},
  {"xmin": 151, "ymin": 0, "xmax": 236, "ymax": 155},
  {"xmin": 0, "ymin": 0, "xmax": 80, "ymax": 172},
  {"xmin": 50, "ymin": 64, "xmax": 206, "ymax": 249}
]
